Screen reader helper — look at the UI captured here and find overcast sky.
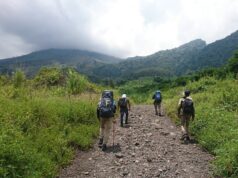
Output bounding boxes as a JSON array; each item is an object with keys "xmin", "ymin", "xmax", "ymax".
[{"xmin": 0, "ymin": 0, "xmax": 238, "ymax": 59}]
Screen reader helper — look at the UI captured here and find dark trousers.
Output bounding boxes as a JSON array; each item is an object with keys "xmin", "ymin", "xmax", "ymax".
[{"xmin": 120, "ymin": 108, "xmax": 128, "ymax": 126}]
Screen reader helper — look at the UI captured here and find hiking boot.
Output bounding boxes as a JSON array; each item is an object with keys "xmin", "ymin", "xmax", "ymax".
[
  {"xmin": 98, "ymin": 138, "xmax": 103, "ymax": 147},
  {"xmin": 102, "ymin": 144, "xmax": 107, "ymax": 151},
  {"xmin": 180, "ymin": 134, "xmax": 187, "ymax": 141},
  {"xmin": 159, "ymin": 113, "xmax": 162, "ymax": 116}
]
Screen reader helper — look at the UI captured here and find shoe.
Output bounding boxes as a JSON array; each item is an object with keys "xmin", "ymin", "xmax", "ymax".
[
  {"xmin": 98, "ymin": 138, "xmax": 103, "ymax": 147},
  {"xmin": 159, "ymin": 113, "xmax": 162, "ymax": 116},
  {"xmin": 180, "ymin": 134, "xmax": 187, "ymax": 141},
  {"xmin": 102, "ymin": 144, "xmax": 107, "ymax": 151}
]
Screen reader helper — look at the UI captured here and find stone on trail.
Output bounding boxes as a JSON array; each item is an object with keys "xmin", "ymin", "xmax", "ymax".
[{"xmin": 115, "ymin": 153, "xmax": 124, "ymax": 158}]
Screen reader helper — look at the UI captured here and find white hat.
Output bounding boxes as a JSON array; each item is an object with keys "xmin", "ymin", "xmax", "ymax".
[{"xmin": 122, "ymin": 94, "xmax": 126, "ymax": 98}]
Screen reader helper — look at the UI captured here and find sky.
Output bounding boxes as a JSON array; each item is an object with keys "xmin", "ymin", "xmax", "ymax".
[{"xmin": 0, "ymin": 0, "xmax": 238, "ymax": 59}]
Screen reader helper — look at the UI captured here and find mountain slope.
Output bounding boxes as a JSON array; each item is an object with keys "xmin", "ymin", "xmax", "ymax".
[
  {"xmin": 0, "ymin": 49, "xmax": 122, "ymax": 76},
  {"xmin": 192, "ymin": 30, "xmax": 238, "ymax": 70},
  {"xmin": 90, "ymin": 30, "xmax": 238, "ymax": 80},
  {"xmin": 0, "ymin": 30, "xmax": 238, "ymax": 80}
]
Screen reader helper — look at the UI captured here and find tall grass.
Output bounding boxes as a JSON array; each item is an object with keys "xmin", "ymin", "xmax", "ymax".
[
  {"xmin": 163, "ymin": 76, "xmax": 238, "ymax": 177},
  {"xmin": 0, "ymin": 69, "xmax": 99, "ymax": 178}
]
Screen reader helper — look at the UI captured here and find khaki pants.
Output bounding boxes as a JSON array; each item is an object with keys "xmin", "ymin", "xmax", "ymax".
[
  {"xmin": 181, "ymin": 114, "xmax": 191, "ymax": 136},
  {"xmin": 99, "ymin": 117, "xmax": 113, "ymax": 145},
  {"xmin": 154, "ymin": 102, "xmax": 161, "ymax": 115}
]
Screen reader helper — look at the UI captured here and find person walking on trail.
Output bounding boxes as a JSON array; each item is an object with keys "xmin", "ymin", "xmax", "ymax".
[
  {"xmin": 97, "ymin": 90, "xmax": 116, "ymax": 151},
  {"xmin": 118, "ymin": 94, "xmax": 131, "ymax": 127},
  {"xmin": 152, "ymin": 90, "xmax": 162, "ymax": 116},
  {"xmin": 177, "ymin": 90, "xmax": 195, "ymax": 142}
]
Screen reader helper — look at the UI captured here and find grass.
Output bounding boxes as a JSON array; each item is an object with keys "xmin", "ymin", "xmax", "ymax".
[
  {"xmin": 0, "ymin": 69, "xmax": 100, "ymax": 178},
  {"xmin": 163, "ymin": 76, "xmax": 238, "ymax": 177}
]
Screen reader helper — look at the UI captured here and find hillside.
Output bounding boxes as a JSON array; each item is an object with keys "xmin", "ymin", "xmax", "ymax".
[
  {"xmin": 0, "ymin": 49, "xmax": 122, "ymax": 77},
  {"xmin": 0, "ymin": 30, "xmax": 238, "ymax": 82},
  {"xmin": 97, "ymin": 30, "xmax": 238, "ymax": 80}
]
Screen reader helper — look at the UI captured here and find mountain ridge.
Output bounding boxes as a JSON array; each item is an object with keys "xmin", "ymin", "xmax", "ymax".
[{"xmin": 0, "ymin": 30, "xmax": 238, "ymax": 80}]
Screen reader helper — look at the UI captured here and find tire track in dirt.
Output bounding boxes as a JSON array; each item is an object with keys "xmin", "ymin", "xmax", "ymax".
[{"xmin": 59, "ymin": 105, "xmax": 213, "ymax": 178}]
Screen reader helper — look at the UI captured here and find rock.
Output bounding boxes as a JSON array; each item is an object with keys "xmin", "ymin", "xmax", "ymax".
[
  {"xmin": 83, "ymin": 172, "xmax": 89, "ymax": 175},
  {"xmin": 131, "ymin": 153, "xmax": 136, "ymax": 157},
  {"xmin": 169, "ymin": 132, "xmax": 176, "ymax": 136},
  {"xmin": 145, "ymin": 139, "xmax": 150, "ymax": 143},
  {"xmin": 123, "ymin": 172, "xmax": 128, "ymax": 176},
  {"xmin": 147, "ymin": 157, "xmax": 152, "ymax": 163},
  {"xmin": 115, "ymin": 153, "xmax": 124, "ymax": 158},
  {"xmin": 160, "ymin": 131, "xmax": 169, "ymax": 136}
]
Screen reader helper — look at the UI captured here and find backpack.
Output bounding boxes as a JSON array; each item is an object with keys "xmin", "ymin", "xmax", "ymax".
[
  {"xmin": 119, "ymin": 98, "xmax": 127, "ymax": 108},
  {"xmin": 182, "ymin": 98, "xmax": 194, "ymax": 115},
  {"xmin": 154, "ymin": 92, "xmax": 161, "ymax": 102},
  {"xmin": 99, "ymin": 90, "xmax": 114, "ymax": 118}
]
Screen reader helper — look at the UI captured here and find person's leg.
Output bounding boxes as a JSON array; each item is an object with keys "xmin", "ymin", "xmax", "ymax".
[
  {"xmin": 154, "ymin": 103, "xmax": 158, "ymax": 115},
  {"xmin": 125, "ymin": 109, "xmax": 129, "ymax": 124},
  {"xmin": 158, "ymin": 102, "xmax": 162, "ymax": 116},
  {"xmin": 120, "ymin": 111, "xmax": 124, "ymax": 127},
  {"xmin": 180, "ymin": 116, "xmax": 187, "ymax": 139},
  {"xmin": 102, "ymin": 118, "xmax": 113, "ymax": 151},
  {"xmin": 184, "ymin": 115, "xmax": 191, "ymax": 140},
  {"xmin": 99, "ymin": 118, "xmax": 105, "ymax": 145}
]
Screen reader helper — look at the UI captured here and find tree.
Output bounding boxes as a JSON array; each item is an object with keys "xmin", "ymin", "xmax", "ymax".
[{"xmin": 228, "ymin": 51, "xmax": 238, "ymax": 75}]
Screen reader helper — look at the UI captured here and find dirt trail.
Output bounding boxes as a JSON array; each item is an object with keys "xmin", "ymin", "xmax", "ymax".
[{"xmin": 59, "ymin": 105, "xmax": 213, "ymax": 178}]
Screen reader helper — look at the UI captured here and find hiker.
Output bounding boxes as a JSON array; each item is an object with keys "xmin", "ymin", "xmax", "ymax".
[
  {"xmin": 177, "ymin": 90, "xmax": 195, "ymax": 141},
  {"xmin": 118, "ymin": 94, "xmax": 131, "ymax": 127},
  {"xmin": 152, "ymin": 90, "xmax": 162, "ymax": 116},
  {"xmin": 97, "ymin": 90, "xmax": 116, "ymax": 151}
]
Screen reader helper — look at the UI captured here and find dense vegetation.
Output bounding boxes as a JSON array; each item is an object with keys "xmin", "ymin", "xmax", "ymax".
[
  {"xmin": 120, "ymin": 51, "xmax": 238, "ymax": 177},
  {"xmin": 0, "ymin": 68, "xmax": 100, "ymax": 178}
]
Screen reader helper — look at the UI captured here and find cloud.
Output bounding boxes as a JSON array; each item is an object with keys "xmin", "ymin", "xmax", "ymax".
[{"xmin": 0, "ymin": 0, "xmax": 238, "ymax": 59}]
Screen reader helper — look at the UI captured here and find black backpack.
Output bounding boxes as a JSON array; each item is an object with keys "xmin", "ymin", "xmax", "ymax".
[
  {"xmin": 119, "ymin": 98, "xmax": 127, "ymax": 108},
  {"xmin": 99, "ymin": 90, "xmax": 114, "ymax": 118},
  {"xmin": 182, "ymin": 98, "xmax": 194, "ymax": 115}
]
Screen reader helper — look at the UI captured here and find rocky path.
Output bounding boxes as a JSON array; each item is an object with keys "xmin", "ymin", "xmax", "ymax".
[{"xmin": 59, "ymin": 105, "xmax": 213, "ymax": 178}]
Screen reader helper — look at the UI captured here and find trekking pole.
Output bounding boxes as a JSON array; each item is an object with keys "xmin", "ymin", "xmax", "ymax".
[{"xmin": 112, "ymin": 120, "xmax": 115, "ymax": 152}]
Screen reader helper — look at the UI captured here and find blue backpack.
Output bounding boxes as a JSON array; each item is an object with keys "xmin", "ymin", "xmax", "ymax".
[
  {"xmin": 154, "ymin": 91, "xmax": 161, "ymax": 102},
  {"xmin": 99, "ymin": 90, "xmax": 115, "ymax": 118}
]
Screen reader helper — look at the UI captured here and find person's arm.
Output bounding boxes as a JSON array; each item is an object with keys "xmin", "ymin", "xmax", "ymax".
[
  {"xmin": 152, "ymin": 94, "xmax": 155, "ymax": 99},
  {"xmin": 177, "ymin": 99, "xmax": 182, "ymax": 117},
  {"xmin": 127, "ymin": 99, "xmax": 131, "ymax": 110},
  {"xmin": 191, "ymin": 105, "xmax": 195, "ymax": 120},
  {"xmin": 97, "ymin": 107, "xmax": 100, "ymax": 120}
]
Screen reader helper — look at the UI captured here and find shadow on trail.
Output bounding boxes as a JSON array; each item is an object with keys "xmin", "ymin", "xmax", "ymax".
[
  {"xmin": 181, "ymin": 138, "xmax": 199, "ymax": 145},
  {"xmin": 104, "ymin": 143, "xmax": 121, "ymax": 153}
]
